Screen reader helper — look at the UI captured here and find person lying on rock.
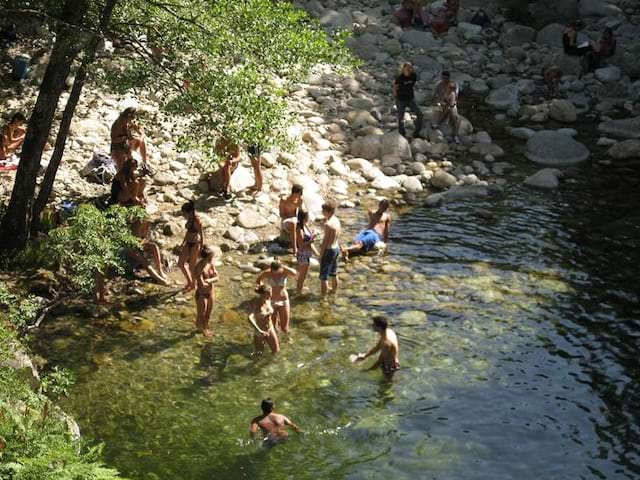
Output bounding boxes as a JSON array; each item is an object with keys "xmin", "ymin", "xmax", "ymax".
[
  {"xmin": 250, "ymin": 398, "xmax": 302, "ymax": 444},
  {"xmin": 215, "ymin": 137, "xmax": 241, "ymax": 200},
  {"xmin": 0, "ymin": 112, "xmax": 27, "ymax": 162},
  {"xmin": 353, "ymin": 316, "xmax": 400, "ymax": 380},
  {"xmin": 341, "ymin": 199, "xmax": 391, "ymax": 261},
  {"xmin": 279, "ymin": 184, "xmax": 304, "ymax": 254},
  {"xmin": 111, "ymin": 107, "xmax": 148, "ymax": 171},
  {"xmin": 394, "ymin": 62, "xmax": 423, "ymax": 139}
]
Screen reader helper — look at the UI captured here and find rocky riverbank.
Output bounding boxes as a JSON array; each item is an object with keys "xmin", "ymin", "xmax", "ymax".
[{"xmin": 1, "ymin": 0, "xmax": 640, "ymax": 270}]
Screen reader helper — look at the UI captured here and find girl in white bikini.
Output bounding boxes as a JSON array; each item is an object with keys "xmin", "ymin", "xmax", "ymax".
[
  {"xmin": 256, "ymin": 261, "xmax": 297, "ymax": 334},
  {"xmin": 248, "ymin": 285, "xmax": 279, "ymax": 355}
]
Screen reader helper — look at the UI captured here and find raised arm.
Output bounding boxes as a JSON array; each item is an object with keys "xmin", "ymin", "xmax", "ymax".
[
  {"xmin": 256, "ymin": 269, "xmax": 270, "ymax": 285},
  {"xmin": 284, "ymin": 416, "xmax": 303, "ymax": 433},
  {"xmin": 283, "ymin": 266, "xmax": 298, "ymax": 277}
]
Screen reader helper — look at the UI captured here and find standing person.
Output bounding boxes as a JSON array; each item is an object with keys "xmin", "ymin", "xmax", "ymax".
[
  {"xmin": 279, "ymin": 184, "xmax": 304, "ymax": 254},
  {"xmin": 393, "ymin": 62, "xmax": 423, "ymax": 139},
  {"xmin": 295, "ymin": 210, "xmax": 319, "ymax": 295},
  {"xmin": 111, "ymin": 107, "xmax": 148, "ymax": 170},
  {"xmin": 248, "ymin": 285, "xmax": 279, "ymax": 355},
  {"xmin": 256, "ymin": 262, "xmax": 297, "ymax": 334},
  {"xmin": 432, "ymin": 71, "xmax": 459, "ymax": 107},
  {"xmin": 215, "ymin": 137, "xmax": 241, "ymax": 200},
  {"xmin": 178, "ymin": 201, "xmax": 204, "ymax": 290},
  {"xmin": 434, "ymin": 80, "xmax": 460, "ymax": 144},
  {"xmin": 354, "ymin": 316, "xmax": 400, "ymax": 379},
  {"xmin": 193, "ymin": 246, "xmax": 219, "ymax": 337},
  {"xmin": 250, "ymin": 398, "xmax": 303, "ymax": 443},
  {"xmin": 0, "ymin": 112, "xmax": 26, "ymax": 162},
  {"xmin": 319, "ymin": 201, "xmax": 341, "ymax": 296},
  {"xmin": 248, "ymin": 144, "xmax": 263, "ymax": 192},
  {"xmin": 342, "ymin": 199, "xmax": 391, "ymax": 261}
]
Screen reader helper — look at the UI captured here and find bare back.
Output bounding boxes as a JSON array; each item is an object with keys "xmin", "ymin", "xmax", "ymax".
[
  {"xmin": 379, "ymin": 329, "xmax": 400, "ymax": 366},
  {"xmin": 368, "ymin": 210, "xmax": 390, "ymax": 239}
]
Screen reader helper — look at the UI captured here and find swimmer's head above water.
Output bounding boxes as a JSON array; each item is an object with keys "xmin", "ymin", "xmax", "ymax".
[{"xmin": 261, "ymin": 398, "xmax": 275, "ymax": 414}]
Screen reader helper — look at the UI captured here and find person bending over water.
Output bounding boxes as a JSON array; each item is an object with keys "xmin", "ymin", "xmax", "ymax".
[
  {"xmin": 178, "ymin": 201, "xmax": 204, "ymax": 290},
  {"xmin": 193, "ymin": 246, "xmax": 219, "ymax": 337},
  {"xmin": 342, "ymin": 199, "xmax": 391, "ymax": 261},
  {"xmin": 295, "ymin": 210, "xmax": 319, "ymax": 295},
  {"xmin": 250, "ymin": 398, "xmax": 302, "ymax": 443},
  {"xmin": 256, "ymin": 262, "xmax": 297, "ymax": 334},
  {"xmin": 354, "ymin": 316, "xmax": 400, "ymax": 379},
  {"xmin": 248, "ymin": 285, "xmax": 279, "ymax": 355}
]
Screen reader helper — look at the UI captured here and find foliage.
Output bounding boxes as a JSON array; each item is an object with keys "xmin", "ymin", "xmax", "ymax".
[
  {"xmin": 40, "ymin": 366, "xmax": 75, "ymax": 401},
  {"xmin": 0, "ymin": 323, "xmax": 124, "ymax": 480},
  {"xmin": 0, "ymin": 282, "xmax": 41, "ymax": 331},
  {"xmin": 45, "ymin": 204, "xmax": 145, "ymax": 293}
]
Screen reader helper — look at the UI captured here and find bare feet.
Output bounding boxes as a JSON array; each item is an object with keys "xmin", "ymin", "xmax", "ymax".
[{"xmin": 201, "ymin": 329, "xmax": 213, "ymax": 337}]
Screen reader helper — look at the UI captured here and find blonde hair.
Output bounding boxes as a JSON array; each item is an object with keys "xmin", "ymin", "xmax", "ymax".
[{"xmin": 399, "ymin": 62, "xmax": 414, "ymax": 74}]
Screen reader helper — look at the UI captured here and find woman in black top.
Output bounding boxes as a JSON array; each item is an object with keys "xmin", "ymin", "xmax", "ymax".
[
  {"xmin": 393, "ymin": 62, "xmax": 424, "ymax": 138},
  {"xmin": 563, "ymin": 21, "xmax": 592, "ymax": 56}
]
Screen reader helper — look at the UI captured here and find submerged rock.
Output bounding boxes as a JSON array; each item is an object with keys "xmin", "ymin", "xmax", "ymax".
[
  {"xmin": 598, "ymin": 116, "xmax": 640, "ymax": 139},
  {"xmin": 525, "ymin": 130, "xmax": 590, "ymax": 166},
  {"xmin": 486, "ymin": 84, "xmax": 520, "ymax": 111},
  {"xmin": 607, "ymin": 140, "xmax": 640, "ymax": 159},
  {"xmin": 524, "ymin": 168, "xmax": 562, "ymax": 189}
]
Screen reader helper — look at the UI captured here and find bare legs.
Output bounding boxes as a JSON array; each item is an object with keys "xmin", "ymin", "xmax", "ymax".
[
  {"xmin": 251, "ymin": 155, "xmax": 263, "ymax": 192},
  {"xmin": 253, "ymin": 329, "xmax": 280, "ymax": 355},
  {"xmin": 196, "ymin": 290, "xmax": 214, "ymax": 337},
  {"xmin": 321, "ymin": 277, "xmax": 338, "ymax": 297},
  {"xmin": 178, "ymin": 243, "xmax": 199, "ymax": 290},
  {"xmin": 296, "ymin": 263, "xmax": 310, "ymax": 295},
  {"xmin": 272, "ymin": 302, "xmax": 291, "ymax": 334}
]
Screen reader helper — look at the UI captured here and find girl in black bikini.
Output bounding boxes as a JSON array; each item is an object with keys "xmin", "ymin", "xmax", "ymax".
[
  {"xmin": 194, "ymin": 246, "xmax": 219, "ymax": 337},
  {"xmin": 178, "ymin": 201, "xmax": 204, "ymax": 290}
]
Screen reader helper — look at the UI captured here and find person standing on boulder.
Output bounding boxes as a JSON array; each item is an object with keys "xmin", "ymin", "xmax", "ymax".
[
  {"xmin": 433, "ymin": 79, "xmax": 460, "ymax": 144},
  {"xmin": 393, "ymin": 62, "xmax": 423, "ymax": 139}
]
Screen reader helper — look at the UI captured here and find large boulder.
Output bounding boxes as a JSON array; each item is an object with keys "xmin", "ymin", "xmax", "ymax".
[
  {"xmin": 524, "ymin": 168, "xmax": 562, "ymax": 189},
  {"xmin": 237, "ymin": 209, "xmax": 269, "ymax": 229},
  {"xmin": 549, "ymin": 99, "xmax": 578, "ymax": 123},
  {"xmin": 536, "ymin": 23, "xmax": 566, "ymax": 48},
  {"xmin": 616, "ymin": 44, "xmax": 640, "ymax": 78},
  {"xmin": 470, "ymin": 143, "xmax": 505, "ymax": 157},
  {"xmin": 224, "ymin": 226, "xmax": 260, "ymax": 244},
  {"xmin": 531, "ymin": 0, "xmax": 577, "ymax": 25},
  {"xmin": 457, "ymin": 22, "xmax": 483, "ymax": 41},
  {"xmin": 525, "ymin": 130, "xmax": 590, "ymax": 166},
  {"xmin": 371, "ymin": 175, "xmax": 401, "ymax": 190},
  {"xmin": 350, "ymin": 135, "xmax": 382, "ymax": 160},
  {"xmin": 551, "ymin": 52, "xmax": 583, "ymax": 76},
  {"xmin": 595, "ymin": 66, "xmax": 622, "ymax": 83},
  {"xmin": 319, "ymin": 9, "xmax": 353, "ymax": 30},
  {"xmin": 501, "ymin": 25, "xmax": 537, "ymax": 47},
  {"xmin": 229, "ymin": 165, "xmax": 255, "ymax": 192},
  {"xmin": 437, "ymin": 114, "xmax": 474, "ymax": 138},
  {"xmin": 430, "ymin": 169, "xmax": 457, "ymax": 189},
  {"xmin": 401, "ymin": 176, "xmax": 424, "ymax": 192},
  {"xmin": 598, "ymin": 116, "xmax": 640, "ymax": 139},
  {"xmin": 380, "ymin": 133, "xmax": 412, "ymax": 161},
  {"xmin": 486, "ymin": 84, "xmax": 520, "ymax": 111},
  {"xmin": 607, "ymin": 140, "xmax": 640, "ymax": 159},
  {"xmin": 399, "ymin": 30, "xmax": 439, "ymax": 48},
  {"xmin": 579, "ymin": 0, "xmax": 623, "ymax": 17}
]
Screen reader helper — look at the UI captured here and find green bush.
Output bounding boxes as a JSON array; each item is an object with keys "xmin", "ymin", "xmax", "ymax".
[{"xmin": 0, "ymin": 282, "xmax": 41, "ymax": 331}]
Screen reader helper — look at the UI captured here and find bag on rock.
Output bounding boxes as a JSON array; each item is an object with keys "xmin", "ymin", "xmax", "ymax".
[{"xmin": 80, "ymin": 152, "xmax": 117, "ymax": 185}]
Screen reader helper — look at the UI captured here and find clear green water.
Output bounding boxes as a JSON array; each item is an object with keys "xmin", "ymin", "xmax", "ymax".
[{"xmin": 32, "ymin": 137, "xmax": 640, "ymax": 479}]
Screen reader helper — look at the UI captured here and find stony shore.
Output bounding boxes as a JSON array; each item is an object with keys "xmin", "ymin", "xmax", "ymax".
[{"xmin": 1, "ymin": 0, "xmax": 640, "ymax": 271}]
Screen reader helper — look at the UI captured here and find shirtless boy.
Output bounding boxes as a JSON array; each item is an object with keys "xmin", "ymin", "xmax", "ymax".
[
  {"xmin": 279, "ymin": 184, "xmax": 304, "ymax": 253},
  {"xmin": 319, "ymin": 201, "xmax": 341, "ymax": 296},
  {"xmin": 355, "ymin": 316, "xmax": 400, "ymax": 379},
  {"xmin": 342, "ymin": 199, "xmax": 391, "ymax": 260},
  {"xmin": 250, "ymin": 398, "xmax": 303, "ymax": 443}
]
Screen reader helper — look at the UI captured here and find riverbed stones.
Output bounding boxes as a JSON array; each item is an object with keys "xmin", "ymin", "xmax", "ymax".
[
  {"xmin": 598, "ymin": 116, "xmax": 640, "ymax": 139},
  {"xmin": 237, "ymin": 209, "xmax": 268, "ymax": 229},
  {"xmin": 380, "ymin": 132, "xmax": 412, "ymax": 161},
  {"xmin": 536, "ymin": 23, "xmax": 566, "ymax": 47},
  {"xmin": 525, "ymin": 130, "xmax": 590, "ymax": 166},
  {"xmin": 371, "ymin": 175, "xmax": 400, "ymax": 190},
  {"xmin": 400, "ymin": 176, "xmax": 423, "ymax": 192},
  {"xmin": 549, "ymin": 99, "xmax": 578, "ymax": 123},
  {"xmin": 501, "ymin": 25, "xmax": 537, "ymax": 47},
  {"xmin": 470, "ymin": 143, "xmax": 505, "ymax": 157},
  {"xmin": 399, "ymin": 29, "xmax": 439, "ymax": 48},
  {"xmin": 351, "ymin": 135, "xmax": 382, "ymax": 160},
  {"xmin": 595, "ymin": 66, "xmax": 622, "ymax": 83},
  {"xmin": 551, "ymin": 53, "xmax": 583, "ymax": 76},
  {"xmin": 486, "ymin": 84, "xmax": 520, "ymax": 111},
  {"xmin": 524, "ymin": 168, "xmax": 562, "ymax": 189},
  {"xmin": 430, "ymin": 170, "xmax": 457, "ymax": 189},
  {"xmin": 607, "ymin": 140, "xmax": 640, "ymax": 159},
  {"xmin": 509, "ymin": 127, "xmax": 536, "ymax": 140},
  {"xmin": 579, "ymin": 0, "xmax": 622, "ymax": 17},
  {"xmin": 319, "ymin": 9, "xmax": 353, "ymax": 30},
  {"xmin": 224, "ymin": 226, "xmax": 260, "ymax": 244}
]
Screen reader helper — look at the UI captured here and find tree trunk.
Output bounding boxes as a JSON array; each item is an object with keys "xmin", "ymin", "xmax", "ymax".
[
  {"xmin": 0, "ymin": 0, "xmax": 87, "ymax": 251},
  {"xmin": 31, "ymin": 0, "xmax": 119, "ymax": 235}
]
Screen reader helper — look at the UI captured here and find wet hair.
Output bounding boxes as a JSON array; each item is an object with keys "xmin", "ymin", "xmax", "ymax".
[
  {"xmin": 297, "ymin": 210, "xmax": 309, "ymax": 230},
  {"xmin": 122, "ymin": 107, "xmax": 137, "ymax": 118},
  {"xmin": 200, "ymin": 246, "xmax": 214, "ymax": 259},
  {"xmin": 292, "ymin": 184, "xmax": 303, "ymax": 195},
  {"xmin": 181, "ymin": 201, "xmax": 195, "ymax": 214},
  {"xmin": 256, "ymin": 284, "xmax": 272, "ymax": 296},
  {"xmin": 270, "ymin": 261, "xmax": 281, "ymax": 271},
  {"xmin": 441, "ymin": 70, "xmax": 451, "ymax": 79},
  {"xmin": 322, "ymin": 201, "xmax": 336, "ymax": 215},
  {"xmin": 261, "ymin": 398, "xmax": 274, "ymax": 414},
  {"xmin": 378, "ymin": 199, "xmax": 390, "ymax": 211},
  {"xmin": 373, "ymin": 316, "xmax": 388, "ymax": 331},
  {"xmin": 10, "ymin": 112, "xmax": 26, "ymax": 123}
]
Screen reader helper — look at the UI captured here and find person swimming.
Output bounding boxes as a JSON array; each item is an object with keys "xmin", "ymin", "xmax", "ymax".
[
  {"xmin": 354, "ymin": 316, "xmax": 400, "ymax": 379},
  {"xmin": 256, "ymin": 261, "xmax": 297, "ymax": 334},
  {"xmin": 248, "ymin": 285, "xmax": 279, "ymax": 355},
  {"xmin": 250, "ymin": 398, "xmax": 303, "ymax": 444},
  {"xmin": 342, "ymin": 199, "xmax": 391, "ymax": 261}
]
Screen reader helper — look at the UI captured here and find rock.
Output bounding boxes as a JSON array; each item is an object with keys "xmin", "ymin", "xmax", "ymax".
[
  {"xmin": 399, "ymin": 29, "xmax": 438, "ymax": 48},
  {"xmin": 607, "ymin": 140, "xmax": 640, "ymax": 159},
  {"xmin": 524, "ymin": 168, "xmax": 562, "ymax": 189},
  {"xmin": 579, "ymin": 0, "xmax": 622, "ymax": 17},
  {"xmin": 224, "ymin": 226, "xmax": 260, "ymax": 244},
  {"xmin": 383, "ymin": 38, "xmax": 402, "ymax": 55},
  {"xmin": 531, "ymin": 0, "xmax": 578, "ymax": 25},
  {"xmin": 401, "ymin": 176, "xmax": 423, "ymax": 192},
  {"xmin": 486, "ymin": 84, "xmax": 520, "ymax": 111},
  {"xmin": 469, "ymin": 79, "xmax": 490, "ymax": 95},
  {"xmin": 329, "ymin": 161, "xmax": 349, "ymax": 176},
  {"xmin": 410, "ymin": 162, "xmax": 426, "ymax": 174},
  {"xmin": 443, "ymin": 185, "xmax": 488, "ymax": 200},
  {"xmin": 506, "ymin": 46, "xmax": 527, "ymax": 61},
  {"xmin": 229, "ymin": 165, "xmax": 255, "ymax": 192},
  {"xmin": 5, "ymin": 344, "xmax": 40, "ymax": 391},
  {"xmin": 549, "ymin": 99, "xmax": 578, "ymax": 123},
  {"xmin": 509, "ymin": 127, "xmax": 536, "ymax": 140},
  {"xmin": 346, "ymin": 110, "xmax": 379, "ymax": 128},
  {"xmin": 551, "ymin": 52, "xmax": 583, "ymax": 76},
  {"xmin": 536, "ymin": 23, "xmax": 567, "ymax": 47},
  {"xmin": 346, "ymin": 158, "xmax": 374, "ymax": 173},
  {"xmin": 501, "ymin": 25, "xmax": 537, "ymax": 47},
  {"xmin": 398, "ymin": 310, "xmax": 428, "ymax": 324},
  {"xmin": 425, "ymin": 193, "xmax": 445, "ymax": 207},
  {"xmin": 237, "ymin": 209, "xmax": 268, "ymax": 229},
  {"xmin": 319, "ymin": 9, "xmax": 353, "ymax": 30},
  {"xmin": 72, "ymin": 118, "xmax": 109, "ymax": 137},
  {"xmin": 350, "ymin": 135, "xmax": 382, "ymax": 160},
  {"xmin": 410, "ymin": 138, "xmax": 430, "ymax": 155},
  {"xmin": 470, "ymin": 143, "xmax": 505, "ymax": 157},
  {"xmin": 595, "ymin": 66, "xmax": 622, "ymax": 83},
  {"xmin": 380, "ymin": 133, "xmax": 412, "ymax": 161},
  {"xmin": 598, "ymin": 116, "xmax": 640, "ymax": 139},
  {"xmin": 371, "ymin": 176, "xmax": 400, "ymax": 190},
  {"xmin": 153, "ymin": 173, "xmax": 175, "ymax": 186},
  {"xmin": 525, "ymin": 130, "xmax": 590, "ymax": 166},
  {"xmin": 431, "ymin": 169, "xmax": 457, "ymax": 189},
  {"xmin": 457, "ymin": 22, "xmax": 483, "ymax": 40}
]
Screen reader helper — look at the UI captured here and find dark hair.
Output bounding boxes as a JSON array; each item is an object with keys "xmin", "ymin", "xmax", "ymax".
[
  {"xmin": 201, "ymin": 246, "xmax": 214, "ymax": 259},
  {"xmin": 604, "ymin": 27, "xmax": 614, "ymax": 36},
  {"xmin": 10, "ymin": 112, "xmax": 26, "ymax": 123},
  {"xmin": 441, "ymin": 70, "xmax": 450, "ymax": 78},
  {"xmin": 181, "ymin": 201, "xmax": 195, "ymax": 213},
  {"xmin": 270, "ymin": 261, "xmax": 281, "ymax": 271},
  {"xmin": 297, "ymin": 210, "xmax": 309, "ymax": 230},
  {"xmin": 121, "ymin": 158, "xmax": 137, "ymax": 181},
  {"xmin": 292, "ymin": 184, "xmax": 303, "ymax": 195},
  {"xmin": 122, "ymin": 107, "xmax": 137, "ymax": 117},
  {"xmin": 322, "ymin": 201, "xmax": 336, "ymax": 214},
  {"xmin": 261, "ymin": 398, "xmax": 274, "ymax": 414},
  {"xmin": 378, "ymin": 199, "xmax": 390, "ymax": 211},
  {"xmin": 373, "ymin": 316, "xmax": 388, "ymax": 330},
  {"xmin": 256, "ymin": 284, "xmax": 272, "ymax": 296}
]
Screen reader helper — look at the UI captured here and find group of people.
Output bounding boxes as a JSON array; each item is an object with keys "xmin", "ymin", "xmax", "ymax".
[
  {"xmin": 394, "ymin": 63, "xmax": 461, "ymax": 143},
  {"xmin": 394, "ymin": 0, "xmax": 458, "ymax": 35}
]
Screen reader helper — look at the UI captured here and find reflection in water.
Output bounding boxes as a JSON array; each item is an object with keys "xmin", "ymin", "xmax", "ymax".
[{"xmin": 31, "ymin": 164, "xmax": 640, "ymax": 479}]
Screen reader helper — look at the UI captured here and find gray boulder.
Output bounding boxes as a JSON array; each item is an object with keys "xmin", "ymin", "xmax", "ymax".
[
  {"xmin": 595, "ymin": 66, "xmax": 622, "ymax": 83},
  {"xmin": 607, "ymin": 140, "xmax": 640, "ymax": 159},
  {"xmin": 319, "ymin": 9, "xmax": 353, "ymax": 30},
  {"xmin": 509, "ymin": 127, "xmax": 536, "ymax": 140},
  {"xmin": 237, "ymin": 209, "xmax": 269, "ymax": 229},
  {"xmin": 457, "ymin": 22, "xmax": 483, "ymax": 40},
  {"xmin": 486, "ymin": 84, "xmax": 520, "ymax": 111},
  {"xmin": 469, "ymin": 79, "xmax": 489, "ymax": 95},
  {"xmin": 551, "ymin": 52, "xmax": 583, "ymax": 76},
  {"xmin": 470, "ymin": 143, "xmax": 505, "ymax": 157},
  {"xmin": 524, "ymin": 168, "xmax": 562, "ymax": 189},
  {"xmin": 579, "ymin": 0, "xmax": 622, "ymax": 17},
  {"xmin": 598, "ymin": 116, "xmax": 640, "ymax": 139},
  {"xmin": 501, "ymin": 25, "xmax": 537, "ymax": 47},
  {"xmin": 399, "ymin": 30, "xmax": 439, "ymax": 48},
  {"xmin": 431, "ymin": 170, "xmax": 457, "ymax": 189},
  {"xmin": 380, "ymin": 133, "xmax": 412, "ymax": 161},
  {"xmin": 549, "ymin": 99, "xmax": 578, "ymax": 123},
  {"xmin": 525, "ymin": 130, "xmax": 590, "ymax": 166},
  {"xmin": 531, "ymin": 0, "xmax": 577, "ymax": 25},
  {"xmin": 536, "ymin": 23, "xmax": 566, "ymax": 48},
  {"xmin": 224, "ymin": 226, "xmax": 260, "ymax": 244},
  {"xmin": 351, "ymin": 135, "xmax": 382, "ymax": 160}
]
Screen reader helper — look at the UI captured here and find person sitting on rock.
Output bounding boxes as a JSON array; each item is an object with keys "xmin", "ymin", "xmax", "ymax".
[
  {"xmin": 394, "ymin": 62, "xmax": 423, "ymax": 139},
  {"xmin": 586, "ymin": 27, "xmax": 617, "ymax": 72},
  {"xmin": 431, "ymin": 70, "xmax": 459, "ymax": 110},
  {"xmin": 433, "ymin": 78, "xmax": 460, "ymax": 144},
  {"xmin": 543, "ymin": 65, "xmax": 563, "ymax": 98},
  {"xmin": 215, "ymin": 137, "xmax": 241, "ymax": 200},
  {"xmin": 111, "ymin": 107, "xmax": 148, "ymax": 171},
  {"xmin": 0, "ymin": 112, "xmax": 27, "ymax": 162},
  {"xmin": 342, "ymin": 199, "xmax": 391, "ymax": 261},
  {"xmin": 563, "ymin": 20, "xmax": 592, "ymax": 57},
  {"xmin": 394, "ymin": 0, "xmax": 427, "ymax": 29},
  {"xmin": 126, "ymin": 219, "xmax": 171, "ymax": 286},
  {"xmin": 110, "ymin": 156, "xmax": 146, "ymax": 207},
  {"xmin": 279, "ymin": 184, "xmax": 304, "ymax": 254}
]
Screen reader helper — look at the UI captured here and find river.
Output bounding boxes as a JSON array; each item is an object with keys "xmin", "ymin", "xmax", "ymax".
[{"xmin": 32, "ymin": 123, "xmax": 640, "ymax": 479}]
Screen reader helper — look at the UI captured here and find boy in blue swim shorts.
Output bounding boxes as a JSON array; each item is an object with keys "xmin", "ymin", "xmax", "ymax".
[{"xmin": 342, "ymin": 199, "xmax": 391, "ymax": 260}]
